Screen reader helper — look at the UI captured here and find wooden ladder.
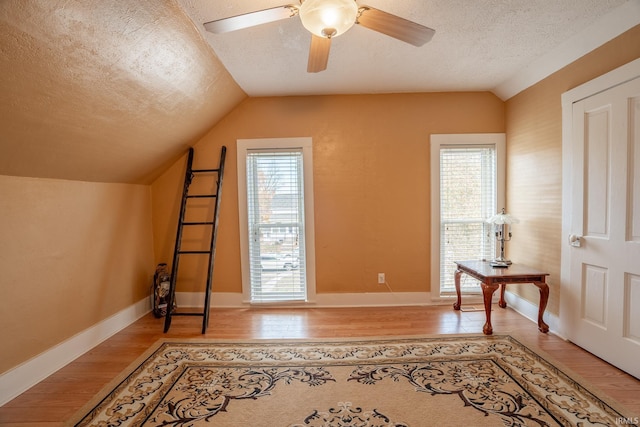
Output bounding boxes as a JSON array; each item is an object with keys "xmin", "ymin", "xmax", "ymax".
[{"xmin": 164, "ymin": 146, "xmax": 226, "ymax": 333}]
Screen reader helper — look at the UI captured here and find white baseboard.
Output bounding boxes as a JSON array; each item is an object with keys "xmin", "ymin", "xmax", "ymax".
[
  {"xmin": 0, "ymin": 297, "xmax": 151, "ymax": 407},
  {"xmin": 175, "ymin": 291, "xmax": 505, "ymax": 308},
  {"xmin": 174, "ymin": 291, "xmax": 502, "ymax": 308},
  {"xmin": 173, "ymin": 291, "xmax": 440, "ymax": 308},
  {"xmin": 3, "ymin": 291, "xmax": 438, "ymax": 406},
  {"xmin": 504, "ymin": 290, "xmax": 562, "ymax": 338},
  {"xmin": 1, "ymin": 290, "xmax": 552, "ymax": 406}
]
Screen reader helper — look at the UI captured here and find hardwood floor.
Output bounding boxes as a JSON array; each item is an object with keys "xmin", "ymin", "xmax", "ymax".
[{"xmin": 1, "ymin": 305, "xmax": 639, "ymax": 425}]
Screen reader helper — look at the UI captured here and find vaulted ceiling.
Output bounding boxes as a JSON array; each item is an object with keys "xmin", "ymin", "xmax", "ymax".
[
  {"xmin": 1, "ymin": 0, "xmax": 638, "ymax": 184},
  {"xmin": 0, "ymin": 0, "xmax": 246, "ymax": 184},
  {"xmin": 178, "ymin": 0, "xmax": 634, "ymax": 98}
]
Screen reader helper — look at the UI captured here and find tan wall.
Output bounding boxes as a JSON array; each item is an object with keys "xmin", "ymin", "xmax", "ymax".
[
  {"xmin": 0, "ymin": 175, "xmax": 155, "ymax": 374},
  {"xmin": 4, "ymin": 26, "xmax": 638, "ymax": 378},
  {"xmin": 151, "ymin": 92, "xmax": 505, "ymax": 296},
  {"xmin": 505, "ymin": 24, "xmax": 640, "ymax": 315}
]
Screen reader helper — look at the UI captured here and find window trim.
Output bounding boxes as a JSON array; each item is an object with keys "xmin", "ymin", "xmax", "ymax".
[
  {"xmin": 430, "ymin": 133, "xmax": 506, "ymax": 299},
  {"xmin": 237, "ymin": 137, "xmax": 316, "ymax": 304}
]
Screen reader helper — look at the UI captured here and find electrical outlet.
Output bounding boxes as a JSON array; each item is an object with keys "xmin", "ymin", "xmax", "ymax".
[{"xmin": 377, "ymin": 273, "xmax": 385, "ymax": 284}]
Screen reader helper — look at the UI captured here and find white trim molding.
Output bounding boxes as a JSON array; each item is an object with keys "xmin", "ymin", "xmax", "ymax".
[
  {"xmin": 430, "ymin": 133, "xmax": 506, "ymax": 298},
  {"xmin": 175, "ymin": 291, "xmax": 435, "ymax": 308},
  {"xmin": 236, "ymin": 137, "xmax": 317, "ymax": 304},
  {"xmin": 176, "ymin": 291, "xmax": 499, "ymax": 308},
  {"xmin": 504, "ymin": 291, "xmax": 561, "ymax": 338},
  {"xmin": 2, "ymin": 291, "xmax": 551, "ymax": 405},
  {"xmin": 0, "ymin": 297, "xmax": 151, "ymax": 406},
  {"xmin": 559, "ymin": 57, "xmax": 640, "ymax": 339}
]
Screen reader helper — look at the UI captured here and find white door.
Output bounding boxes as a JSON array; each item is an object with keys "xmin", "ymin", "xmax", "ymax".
[{"xmin": 563, "ymin": 73, "xmax": 640, "ymax": 379}]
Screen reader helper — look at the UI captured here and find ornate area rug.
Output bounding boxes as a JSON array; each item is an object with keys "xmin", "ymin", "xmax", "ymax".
[{"xmin": 68, "ymin": 335, "xmax": 636, "ymax": 426}]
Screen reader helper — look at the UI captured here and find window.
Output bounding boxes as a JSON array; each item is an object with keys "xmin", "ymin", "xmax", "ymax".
[
  {"xmin": 430, "ymin": 134, "xmax": 505, "ymax": 296},
  {"xmin": 237, "ymin": 138, "xmax": 316, "ymax": 303}
]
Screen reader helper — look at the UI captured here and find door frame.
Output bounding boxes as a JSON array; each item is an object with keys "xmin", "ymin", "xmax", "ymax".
[{"xmin": 560, "ymin": 57, "xmax": 640, "ymax": 339}]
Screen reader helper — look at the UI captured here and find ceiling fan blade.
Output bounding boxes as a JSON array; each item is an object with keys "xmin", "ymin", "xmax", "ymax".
[
  {"xmin": 203, "ymin": 5, "xmax": 299, "ymax": 34},
  {"xmin": 307, "ymin": 35, "xmax": 331, "ymax": 73},
  {"xmin": 356, "ymin": 6, "xmax": 435, "ymax": 46}
]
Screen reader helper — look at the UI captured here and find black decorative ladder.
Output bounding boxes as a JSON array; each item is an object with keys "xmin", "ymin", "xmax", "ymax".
[{"xmin": 164, "ymin": 146, "xmax": 226, "ymax": 334}]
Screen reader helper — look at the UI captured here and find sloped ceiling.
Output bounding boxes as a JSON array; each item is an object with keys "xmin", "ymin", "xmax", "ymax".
[
  {"xmin": 0, "ymin": 0, "xmax": 246, "ymax": 184},
  {"xmin": 1, "ymin": 0, "xmax": 639, "ymax": 184}
]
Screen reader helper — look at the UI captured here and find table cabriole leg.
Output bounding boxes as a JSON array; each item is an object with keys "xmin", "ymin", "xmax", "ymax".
[
  {"xmin": 534, "ymin": 281, "xmax": 550, "ymax": 333},
  {"xmin": 499, "ymin": 283, "xmax": 507, "ymax": 308},
  {"xmin": 481, "ymin": 281, "xmax": 499, "ymax": 335},
  {"xmin": 453, "ymin": 269, "xmax": 462, "ymax": 310}
]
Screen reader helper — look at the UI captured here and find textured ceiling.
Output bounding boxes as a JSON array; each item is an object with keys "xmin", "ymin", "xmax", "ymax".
[
  {"xmin": 1, "ymin": 0, "xmax": 639, "ymax": 184},
  {"xmin": 178, "ymin": 0, "xmax": 638, "ymax": 98},
  {"xmin": 0, "ymin": 0, "xmax": 246, "ymax": 184}
]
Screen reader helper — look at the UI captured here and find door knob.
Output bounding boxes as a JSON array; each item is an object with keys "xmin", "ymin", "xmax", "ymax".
[{"xmin": 569, "ymin": 234, "xmax": 583, "ymax": 247}]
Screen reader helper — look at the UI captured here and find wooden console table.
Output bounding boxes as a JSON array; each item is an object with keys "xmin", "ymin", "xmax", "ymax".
[{"xmin": 453, "ymin": 260, "xmax": 550, "ymax": 335}]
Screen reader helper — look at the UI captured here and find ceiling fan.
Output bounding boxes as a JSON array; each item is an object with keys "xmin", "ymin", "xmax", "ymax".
[{"xmin": 203, "ymin": 0, "xmax": 435, "ymax": 73}]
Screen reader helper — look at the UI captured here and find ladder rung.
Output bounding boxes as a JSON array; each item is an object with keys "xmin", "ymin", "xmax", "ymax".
[
  {"xmin": 165, "ymin": 145, "xmax": 226, "ymax": 334},
  {"xmin": 171, "ymin": 312, "xmax": 205, "ymax": 317},
  {"xmin": 187, "ymin": 194, "xmax": 217, "ymax": 199},
  {"xmin": 192, "ymin": 168, "xmax": 220, "ymax": 173}
]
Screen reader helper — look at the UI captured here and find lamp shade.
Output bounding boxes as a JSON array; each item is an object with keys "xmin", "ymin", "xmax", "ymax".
[
  {"xmin": 299, "ymin": 0, "xmax": 358, "ymax": 38},
  {"xmin": 486, "ymin": 208, "xmax": 519, "ymax": 225}
]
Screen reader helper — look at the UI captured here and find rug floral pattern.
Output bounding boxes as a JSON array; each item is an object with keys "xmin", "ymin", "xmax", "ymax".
[{"xmin": 71, "ymin": 335, "xmax": 632, "ymax": 426}]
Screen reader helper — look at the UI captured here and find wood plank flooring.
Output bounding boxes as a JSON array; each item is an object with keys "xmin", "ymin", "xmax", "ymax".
[{"xmin": 1, "ymin": 305, "xmax": 639, "ymax": 425}]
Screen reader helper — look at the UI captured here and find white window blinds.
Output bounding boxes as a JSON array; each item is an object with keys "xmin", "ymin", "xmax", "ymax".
[
  {"xmin": 439, "ymin": 145, "xmax": 496, "ymax": 293},
  {"xmin": 246, "ymin": 149, "xmax": 307, "ymax": 302}
]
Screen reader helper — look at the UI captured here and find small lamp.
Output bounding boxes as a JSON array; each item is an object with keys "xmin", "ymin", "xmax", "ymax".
[
  {"xmin": 486, "ymin": 208, "xmax": 519, "ymax": 268},
  {"xmin": 299, "ymin": 0, "xmax": 358, "ymax": 38}
]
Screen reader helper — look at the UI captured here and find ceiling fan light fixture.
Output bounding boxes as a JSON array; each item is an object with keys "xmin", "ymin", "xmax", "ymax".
[{"xmin": 299, "ymin": 0, "xmax": 358, "ymax": 38}]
